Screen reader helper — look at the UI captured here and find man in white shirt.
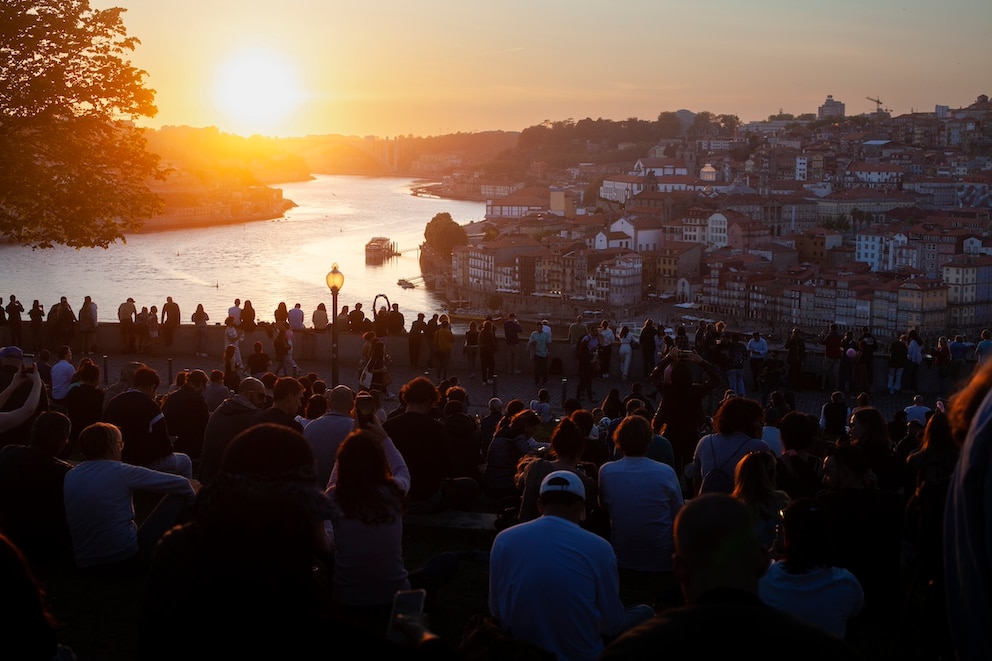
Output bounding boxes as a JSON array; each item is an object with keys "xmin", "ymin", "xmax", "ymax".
[
  {"xmin": 49, "ymin": 345, "xmax": 75, "ymax": 408},
  {"xmin": 903, "ymin": 395, "xmax": 931, "ymax": 426},
  {"xmin": 227, "ymin": 299, "xmax": 242, "ymax": 327},
  {"xmin": 489, "ymin": 470, "xmax": 654, "ymax": 661},
  {"xmin": 746, "ymin": 331, "xmax": 769, "ymax": 394},
  {"xmin": 288, "ymin": 303, "xmax": 306, "ymax": 331}
]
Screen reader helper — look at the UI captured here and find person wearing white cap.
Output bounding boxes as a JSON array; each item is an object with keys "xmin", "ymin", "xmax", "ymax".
[{"xmin": 488, "ymin": 470, "xmax": 654, "ymax": 661}]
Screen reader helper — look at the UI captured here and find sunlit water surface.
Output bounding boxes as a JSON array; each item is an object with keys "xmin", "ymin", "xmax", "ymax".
[{"xmin": 1, "ymin": 175, "xmax": 485, "ymax": 326}]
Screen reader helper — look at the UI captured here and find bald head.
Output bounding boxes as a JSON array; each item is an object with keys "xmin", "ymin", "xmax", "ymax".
[
  {"xmin": 327, "ymin": 385, "xmax": 355, "ymax": 413},
  {"xmin": 673, "ymin": 494, "xmax": 767, "ymax": 603}
]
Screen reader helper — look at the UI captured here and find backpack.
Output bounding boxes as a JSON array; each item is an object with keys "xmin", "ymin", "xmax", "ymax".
[
  {"xmin": 728, "ymin": 343, "xmax": 746, "ymax": 370},
  {"xmin": 700, "ymin": 437, "xmax": 750, "ymax": 495},
  {"xmin": 274, "ymin": 335, "xmax": 290, "ymax": 357}
]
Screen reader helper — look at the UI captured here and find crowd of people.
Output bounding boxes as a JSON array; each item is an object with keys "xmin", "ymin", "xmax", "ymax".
[{"xmin": 1, "ymin": 290, "xmax": 991, "ymax": 660}]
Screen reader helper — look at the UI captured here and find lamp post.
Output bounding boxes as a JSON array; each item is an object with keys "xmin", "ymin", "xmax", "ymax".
[{"xmin": 326, "ymin": 263, "xmax": 345, "ymax": 386}]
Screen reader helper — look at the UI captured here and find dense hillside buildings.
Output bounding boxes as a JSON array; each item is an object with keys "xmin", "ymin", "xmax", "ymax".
[{"xmin": 441, "ymin": 95, "xmax": 992, "ymax": 338}]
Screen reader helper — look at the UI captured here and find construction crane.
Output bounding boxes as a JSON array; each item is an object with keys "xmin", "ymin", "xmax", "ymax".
[{"xmin": 866, "ymin": 96, "xmax": 884, "ymax": 115}]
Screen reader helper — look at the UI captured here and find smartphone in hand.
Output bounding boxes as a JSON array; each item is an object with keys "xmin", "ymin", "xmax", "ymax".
[
  {"xmin": 21, "ymin": 353, "xmax": 35, "ymax": 374},
  {"xmin": 386, "ymin": 588, "xmax": 426, "ymax": 645}
]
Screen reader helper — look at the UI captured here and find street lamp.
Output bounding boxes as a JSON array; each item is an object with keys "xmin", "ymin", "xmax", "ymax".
[{"xmin": 326, "ymin": 263, "xmax": 345, "ymax": 386}]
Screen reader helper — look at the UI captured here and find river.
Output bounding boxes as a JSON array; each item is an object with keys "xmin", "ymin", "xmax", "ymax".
[{"xmin": 0, "ymin": 175, "xmax": 486, "ymax": 325}]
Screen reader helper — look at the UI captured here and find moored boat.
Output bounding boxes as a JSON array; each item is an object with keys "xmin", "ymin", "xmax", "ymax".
[{"xmin": 365, "ymin": 236, "xmax": 398, "ymax": 262}]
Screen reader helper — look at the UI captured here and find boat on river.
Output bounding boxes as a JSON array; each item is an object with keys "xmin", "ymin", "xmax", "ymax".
[
  {"xmin": 365, "ymin": 236, "xmax": 399, "ymax": 262},
  {"xmin": 397, "ymin": 278, "xmax": 416, "ymax": 289}
]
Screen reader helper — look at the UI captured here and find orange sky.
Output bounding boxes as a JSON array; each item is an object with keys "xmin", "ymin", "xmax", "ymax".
[{"xmin": 99, "ymin": 0, "xmax": 992, "ymax": 139}]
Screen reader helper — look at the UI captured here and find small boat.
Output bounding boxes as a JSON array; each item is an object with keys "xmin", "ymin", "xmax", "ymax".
[
  {"xmin": 397, "ymin": 279, "xmax": 416, "ymax": 289},
  {"xmin": 366, "ymin": 236, "xmax": 398, "ymax": 262}
]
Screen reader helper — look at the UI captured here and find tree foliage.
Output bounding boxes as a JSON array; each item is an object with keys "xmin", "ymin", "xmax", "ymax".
[
  {"xmin": 0, "ymin": 0, "xmax": 165, "ymax": 248},
  {"xmin": 424, "ymin": 212, "xmax": 468, "ymax": 258}
]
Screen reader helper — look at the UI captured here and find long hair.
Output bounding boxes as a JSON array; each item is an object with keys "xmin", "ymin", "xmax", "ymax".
[
  {"xmin": 732, "ymin": 450, "xmax": 789, "ymax": 523},
  {"xmin": 948, "ymin": 357, "xmax": 992, "ymax": 447},
  {"xmin": 332, "ymin": 430, "xmax": 405, "ymax": 524}
]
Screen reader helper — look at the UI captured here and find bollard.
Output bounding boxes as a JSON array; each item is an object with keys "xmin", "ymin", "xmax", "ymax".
[
  {"xmin": 491, "ymin": 374, "xmax": 498, "ymax": 398},
  {"xmin": 167, "ymin": 358, "xmax": 173, "ymax": 385},
  {"xmin": 103, "ymin": 354, "xmax": 109, "ymax": 385},
  {"xmin": 561, "ymin": 377, "xmax": 568, "ymax": 408}
]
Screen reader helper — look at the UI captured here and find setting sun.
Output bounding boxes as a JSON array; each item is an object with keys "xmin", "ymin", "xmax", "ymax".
[{"xmin": 211, "ymin": 49, "xmax": 304, "ymax": 136}]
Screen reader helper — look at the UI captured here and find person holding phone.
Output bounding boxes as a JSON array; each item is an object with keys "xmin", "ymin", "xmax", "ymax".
[{"xmin": 0, "ymin": 352, "xmax": 44, "ymax": 434}]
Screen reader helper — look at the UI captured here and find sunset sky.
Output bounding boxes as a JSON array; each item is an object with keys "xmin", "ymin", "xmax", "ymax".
[{"xmin": 98, "ymin": 0, "xmax": 991, "ymax": 139}]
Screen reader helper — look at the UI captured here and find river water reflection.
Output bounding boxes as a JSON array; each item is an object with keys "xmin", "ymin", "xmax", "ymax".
[{"xmin": 0, "ymin": 175, "xmax": 486, "ymax": 325}]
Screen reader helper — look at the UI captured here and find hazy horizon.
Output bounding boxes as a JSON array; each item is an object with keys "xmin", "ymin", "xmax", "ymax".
[{"xmin": 95, "ymin": 0, "xmax": 992, "ymax": 140}]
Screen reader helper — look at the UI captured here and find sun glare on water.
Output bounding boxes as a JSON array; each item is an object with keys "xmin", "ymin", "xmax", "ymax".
[{"xmin": 212, "ymin": 48, "xmax": 305, "ymax": 137}]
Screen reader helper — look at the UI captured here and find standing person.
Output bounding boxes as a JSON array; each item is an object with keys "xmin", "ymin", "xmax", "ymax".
[
  {"xmin": 463, "ymin": 320, "xmax": 480, "ymax": 379},
  {"xmin": 408, "ymin": 312, "xmax": 427, "ymax": 368},
  {"xmin": 527, "ymin": 322, "xmax": 552, "ymax": 387},
  {"xmin": 5, "ymin": 295, "xmax": 25, "ymax": 349},
  {"xmin": 857, "ymin": 326, "xmax": 878, "ymax": 390},
  {"xmin": 838, "ymin": 330, "xmax": 858, "ymax": 394},
  {"xmin": 28, "ymin": 300, "xmax": 45, "ymax": 352},
  {"xmin": 887, "ymin": 333, "xmax": 908, "ymax": 395},
  {"xmin": 433, "ymin": 315, "xmax": 455, "ymax": 381},
  {"xmin": 932, "ymin": 335, "xmax": 952, "ymax": 400},
  {"xmin": 227, "ymin": 299, "xmax": 243, "ymax": 328},
  {"xmin": 118, "ymin": 297, "xmax": 137, "ymax": 353},
  {"xmin": 905, "ymin": 328, "xmax": 924, "ymax": 392},
  {"xmin": 161, "ymin": 296, "xmax": 180, "ymax": 348},
  {"xmin": 386, "ymin": 302, "xmax": 405, "ymax": 336},
  {"xmin": 640, "ymin": 319, "xmax": 659, "ymax": 378},
  {"xmin": 77, "ymin": 295, "xmax": 98, "ymax": 356},
  {"xmin": 49, "ymin": 345, "xmax": 75, "ymax": 411},
  {"xmin": 784, "ymin": 327, "xmax": 807, "ymax": 390},
  {"xmin": 650, "ymin": 351, "xmax": 721, "ymax": 483},
  {"xmin": 479, "ymin": 319, "xmax": 498, "ymax": 385},
  {"xmin": 49, "ymin": 296, "xmax": 76, "ymax": 349},
  {"xmin": 146, "ymin": 305, "xmax": 161, "ymax": 355},
  {"xmin": 575, "ymin": 332, "xmax": 598, "ymax": 402},
  {"xmin": 424, "ymin": 312, "xmax": 439, "ymax": 369},
  {"xmin": 488, "ymin": 470, "xmax": 655, "ymax": 660},
  {"xmin": 948, "ymin": 334, "xmax": 969, "ymax": 389},
  {"xmin": 746, "ymin": 331, "xmax": 769, "ymax": 395},
  {"xmin": 191, "ymin": 303, "xmax": 209, "ymax": 357},
  {"xmin": 568, "ymin": 316, "xmax": 587, "ymax": 347},
  {"xmin": 134, "ymin": 306, "xmax": 150, "ymax": 353},
  {"xmin": 223, "ymin": 316, "xmax": 242, "ymax": 369},
  {"xmin": 724, "ymin": 332, "xmax": 748, "ymax": 398},
  {"xmin": 598, "ymin": 319, "xmax": 616, "ymax": 379},
  {"xmin": 617, "ymin": 325, "xmax": 634, "ymax": 381},
  {"xmin": 503, "ymin": 312, "xmax": 523, "ymax": 375},
  {"xmin": 974, "ymin": 328, "xmax": 992, "ymax": 367},
  {"xmin": 820, "ymin": 323, "xmax": 843, "ymax": 392}
]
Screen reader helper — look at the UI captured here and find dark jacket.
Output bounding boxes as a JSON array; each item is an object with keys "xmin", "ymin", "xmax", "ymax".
[{"xmin": 200, "ymin": 395, "xmax": 260, "ymax": 483}]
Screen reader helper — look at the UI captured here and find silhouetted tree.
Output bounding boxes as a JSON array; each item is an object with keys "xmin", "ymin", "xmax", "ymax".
[
  {"xmin": 0, "ymin": 0, "xmax": 166, "ymax": 248},
  {"xmin": 424, "ymin": 212, "xmax": 468, "ymax": 258}
]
